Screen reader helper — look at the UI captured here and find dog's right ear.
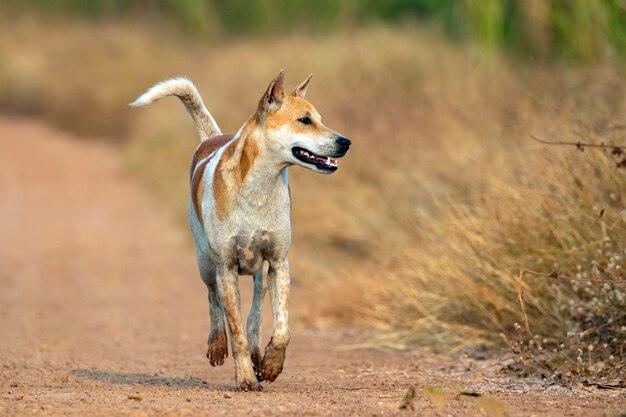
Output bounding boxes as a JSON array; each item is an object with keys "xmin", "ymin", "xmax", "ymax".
[{"xmin": 257, "ymin": 70, "xmax": 286, "ymax": 119}]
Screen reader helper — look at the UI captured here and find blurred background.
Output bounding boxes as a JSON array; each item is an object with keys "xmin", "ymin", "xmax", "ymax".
[{"xmin": 1, "ymin": 0, "xmax": 625, "ymax": 379}]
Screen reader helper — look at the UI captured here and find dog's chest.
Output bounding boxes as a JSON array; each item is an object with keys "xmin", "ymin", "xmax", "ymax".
[{"xmin": 228, "ymin": 230, "xmax": 285, "ymax": 274}]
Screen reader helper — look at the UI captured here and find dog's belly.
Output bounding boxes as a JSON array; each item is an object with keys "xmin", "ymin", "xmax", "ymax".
[{"xmin": 229, "ymin": 230, "xmax": 284, "ymax": 275}]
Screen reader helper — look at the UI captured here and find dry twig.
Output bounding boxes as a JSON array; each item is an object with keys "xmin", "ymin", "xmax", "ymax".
[{"xmin": 530, "ymin": 134, "xmax": 626, "ymax": 151}]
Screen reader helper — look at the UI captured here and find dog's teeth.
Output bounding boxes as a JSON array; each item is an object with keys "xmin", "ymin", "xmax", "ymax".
[{"xmin": 326, "ymin": 157, "xmax": 330, "ymax": 165}]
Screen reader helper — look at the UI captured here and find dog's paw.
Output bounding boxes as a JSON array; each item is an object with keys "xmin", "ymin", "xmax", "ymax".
[
  {"xmin": 236, "ymin": 379, "xmax": 263, "ymax": 392},
  {"xmin": 250, "ymin": 346, "xmax": 264, "ymax": 382},
  {"xmin": 206, "ymin": 330, "xmax": 228, "ymax": 367},
  {"xmin": 260, "ymin": 341, "xmax": 286, "ymax": 383}
]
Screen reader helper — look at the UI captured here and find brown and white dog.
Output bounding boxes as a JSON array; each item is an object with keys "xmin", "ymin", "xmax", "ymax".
[{"xmin": 131, "ymin": 71, "xmax": 350, "ymax": 391}]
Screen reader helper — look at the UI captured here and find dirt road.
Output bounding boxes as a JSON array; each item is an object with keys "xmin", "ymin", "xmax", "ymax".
[{"xmin": 0, "ymin": 118, "xmax": 624, "ymax": 416}]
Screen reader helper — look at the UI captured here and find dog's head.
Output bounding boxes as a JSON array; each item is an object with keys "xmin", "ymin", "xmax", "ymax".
[{"xmin": 255, "ymin": 70, "xmax": 350, "ymax": 174}]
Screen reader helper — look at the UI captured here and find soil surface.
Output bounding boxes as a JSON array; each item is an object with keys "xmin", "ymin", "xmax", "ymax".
[{"xmin": 0, "ymin": 118, "xmax": 624, "ymax": 416}]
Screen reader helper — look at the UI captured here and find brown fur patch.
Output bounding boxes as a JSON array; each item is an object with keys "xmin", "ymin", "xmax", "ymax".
[
  {"xmin": 190, "ymin": 134, "xmax": 234, "ymax": 179},
  {"xmin": 213, "ymin": 119, "xmax": 261, "ymax": 221},
  {"xmin": 191, "ymin": 159, "xmax": 209, "ymax": 225},
  {"xmin": 190, "ymin": 134, "xmax": 234, "ymax": 227},
  {"xmin": 240, "ymin": 135, "xmax": 259, "ymax": 182},
  {"xmin": 213, "ymin": 139, "xmax": 236, "ymax": 220}
]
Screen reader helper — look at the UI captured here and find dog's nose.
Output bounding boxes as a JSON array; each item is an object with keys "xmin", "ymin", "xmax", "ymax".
[{"xmin": 336, "ymin": 137, "xmax": 351, "ymax": 147}]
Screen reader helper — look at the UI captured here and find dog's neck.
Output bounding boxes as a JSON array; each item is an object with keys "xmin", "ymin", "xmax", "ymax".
[{"xmin": 221, "ymin": 118, "xmax": 290, "ymax": 208}]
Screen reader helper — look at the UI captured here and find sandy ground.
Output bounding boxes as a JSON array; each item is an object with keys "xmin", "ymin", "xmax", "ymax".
[{"xmin": 0, "ymin": 118, "xmax": 624, "ymax": 416}]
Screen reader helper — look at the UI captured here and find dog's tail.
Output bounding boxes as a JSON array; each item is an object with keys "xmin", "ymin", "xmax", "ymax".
[{"xmin": 130, "ymin": 77, "xmax": 221, "ymax": 141}]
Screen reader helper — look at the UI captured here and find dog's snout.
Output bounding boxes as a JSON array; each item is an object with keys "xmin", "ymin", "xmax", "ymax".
[{"xmin": 336, "ymin": 137, "xmax": 351, "ymax": 148}]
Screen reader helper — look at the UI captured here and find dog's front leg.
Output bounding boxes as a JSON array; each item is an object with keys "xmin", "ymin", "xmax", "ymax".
[
  {"xmin": 217, "ymin": 266, "xmax": 262, "ymax": 391},
  {"xmin": 261, "ymin": 258, "xmax": 290, "ymax": 382}
]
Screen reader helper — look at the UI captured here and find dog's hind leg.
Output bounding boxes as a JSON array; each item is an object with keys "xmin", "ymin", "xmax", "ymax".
[
  {"xmin": 197, "ymin": 252, "xmax": 228, "ymax": 367},
  {"xmin": 247, "ymin": 266, "xmax": 267, "ymax": 381},
  {"xmin": 217, "ymin": 266, "xmax": 261, "ymax": 391}
]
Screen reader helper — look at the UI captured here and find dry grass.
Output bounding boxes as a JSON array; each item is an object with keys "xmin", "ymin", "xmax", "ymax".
[{"xmin": 1, "ymin": 13, "xmax": 625, "ymax": 361}]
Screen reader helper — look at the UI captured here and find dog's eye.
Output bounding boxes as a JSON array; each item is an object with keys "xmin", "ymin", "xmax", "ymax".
[{"xmin": 297, "ymin": 117, "xmax": 312, "ymax": 125}]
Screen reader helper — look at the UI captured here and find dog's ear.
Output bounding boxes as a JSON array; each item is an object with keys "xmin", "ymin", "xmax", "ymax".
[
  {"xmin": 291, "ymin": 74, "xmax": 312, "ymax": 98},
  {"xmin": 257, "ymin": 70, "xmax": 286, "ymax": 118}
]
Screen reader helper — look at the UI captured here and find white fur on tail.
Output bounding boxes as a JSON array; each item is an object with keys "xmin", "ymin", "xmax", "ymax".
[{"xmin": 130, "ymin": 77, "xmax": 221, "ymax": 141}]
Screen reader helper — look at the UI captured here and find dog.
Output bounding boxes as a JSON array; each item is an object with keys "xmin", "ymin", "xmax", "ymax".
[{"xmin": 131, "ymin": 70, "xmax": 351, "ymax": 391}]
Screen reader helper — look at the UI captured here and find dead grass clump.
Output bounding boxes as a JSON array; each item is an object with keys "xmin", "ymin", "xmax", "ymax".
[
  {"xmin": 321, "ymin": 63, "xmax": 626, "ymax": 355},
  {"xmin": 504, "ymin": 237, "xmax": 625, "ymax": 386},
  {"xmin": 335, "ymin": 143, "xmax": 626, "ymax": 351}
]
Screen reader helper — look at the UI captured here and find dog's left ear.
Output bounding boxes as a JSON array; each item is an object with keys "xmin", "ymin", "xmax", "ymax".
[
  {"xmin": 291, "ymin": 74, "xmax": 312, "ymax": 98},
  {"xmin": 258, "ymin": 70, "xmax": 286, "ymax": 118}
]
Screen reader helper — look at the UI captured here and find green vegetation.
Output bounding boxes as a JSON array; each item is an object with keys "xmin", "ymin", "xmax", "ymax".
[{"xmin": 15, "ymin": 0, "xmax": 626, "ymax": 61}]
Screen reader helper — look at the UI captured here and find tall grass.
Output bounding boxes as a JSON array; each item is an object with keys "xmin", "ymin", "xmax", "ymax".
[
  {"xmin": 13, "ymin": 0, "xmax": 626, "ymax": 61},
  {"xmin": 0, "ymin": 14, "xmax": 624, "ymax": 367}
]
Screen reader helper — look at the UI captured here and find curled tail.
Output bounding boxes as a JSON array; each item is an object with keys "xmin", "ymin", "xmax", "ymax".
[{"xmin": 130, "ymin": 77, "xmax": 221, "ymax": 141}]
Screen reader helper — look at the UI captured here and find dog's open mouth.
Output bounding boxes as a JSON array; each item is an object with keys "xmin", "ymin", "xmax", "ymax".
[{"xmin": 292, "ymin": 147, "xmax": 338, "ymax": 171}]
